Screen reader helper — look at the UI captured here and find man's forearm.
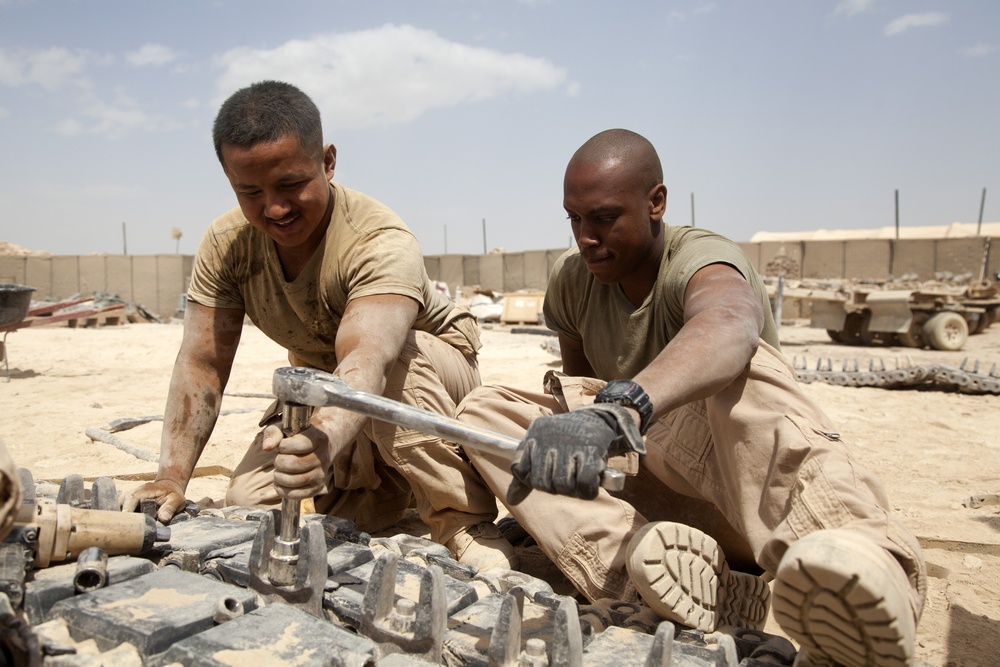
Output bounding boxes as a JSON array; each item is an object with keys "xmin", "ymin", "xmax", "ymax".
[
  {"xmin": 156, "ymin": 358, "xmax": 225, "ymax": 491},
  {"xmin": 311, "ymin": 355, "xmax": 391, "ymax": 449},
  {"xmin": 636, "ymin": 308, "xmax": 760, "ymax": 418}
]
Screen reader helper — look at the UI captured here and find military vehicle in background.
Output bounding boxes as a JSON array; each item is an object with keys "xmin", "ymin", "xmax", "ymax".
[{"xmin": 767, "ymin": 273, "xmax": 1000, "ymax": 351}]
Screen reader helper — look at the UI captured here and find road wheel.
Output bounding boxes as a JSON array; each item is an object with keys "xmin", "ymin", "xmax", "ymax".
[
  {"xmin": 923, "ymin": 312, "xmax": 969, "ymax": 351},
  {"xmin": 896, "ymin": 313, "xmax": 930, "ymax": 348}
]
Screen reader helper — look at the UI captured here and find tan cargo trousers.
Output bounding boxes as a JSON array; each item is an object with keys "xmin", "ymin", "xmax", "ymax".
[
  {"xmin": 0, "ymin": 440, "xmax": 21, "ymax": 540},
  {"xmin": 456, "ymin": 340, "xmax": 927, "ymax": 618},
  {"xmin": 227, "ymin": 328, "xmax": 499, "ymax": 544}
]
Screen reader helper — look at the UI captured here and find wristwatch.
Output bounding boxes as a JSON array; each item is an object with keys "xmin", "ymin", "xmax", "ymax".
[{"xmin": 595, "ymin": 379, "xmax": 654, "ymax": 435}]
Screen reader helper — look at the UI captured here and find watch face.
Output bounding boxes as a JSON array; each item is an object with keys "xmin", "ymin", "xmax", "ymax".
[
  {"xmin": 597, "ymin": 380, "xmax": 653, "ymax": 434},
  {"xmin": 602, "ymin": 380, "xmax": 638, "ymax": 399}
]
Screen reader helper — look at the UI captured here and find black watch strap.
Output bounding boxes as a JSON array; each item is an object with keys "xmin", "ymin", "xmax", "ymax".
[{"xmin": 594, "ymin": 379, "xmax": 654, "ymax": 435}]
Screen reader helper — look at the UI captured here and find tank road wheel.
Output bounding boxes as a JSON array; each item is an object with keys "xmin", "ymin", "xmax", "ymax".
[
  {"xmin": 896, "ymin": 313, "xmax": 930, "ymax": 349},
  {"xmin": 923, "ymin": 312, "xmax": 969, "ymax": 351}
]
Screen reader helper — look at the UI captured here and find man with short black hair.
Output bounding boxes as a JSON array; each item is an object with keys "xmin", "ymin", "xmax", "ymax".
[
  {"xmin": 123, "ymin": 80, "xmax": 514, "ymax": 572},
  {"xmin": 457, "ymin": 129, "xmax": 926, "ymax": 666}
]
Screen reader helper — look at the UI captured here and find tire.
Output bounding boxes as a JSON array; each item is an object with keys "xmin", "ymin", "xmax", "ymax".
[
  {"xmin": 923, "ymin": 312, "xmax": 969, "ymax": 351},
  {"xmin": 841, "ymin": 311, "xmax": 866, "ymax": 345},
  {"xmin": 857, "ymin": 311, "xmax": 889, "ymax": 346},
  {"xmin": 896, "ymin": 313, "xmax": 929, "ymax": 349},
  {"xmin": 971, "ymin": 309, "xmax": 994, "ymax": 335}
]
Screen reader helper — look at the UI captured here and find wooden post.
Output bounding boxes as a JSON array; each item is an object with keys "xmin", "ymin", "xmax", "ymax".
[
  {"xmin": 894, "ymin": 190, "xmax": 900, "ymax": 240},
  {"xmin": 978, "ymin": 188, "xmax": 987, "ymax": 236}
]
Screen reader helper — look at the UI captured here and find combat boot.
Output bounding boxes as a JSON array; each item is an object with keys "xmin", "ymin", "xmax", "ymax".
[
  {"xmin": 773, "ymin": 529, "xmax": 917, "ymax": 667},
  {"xmin": 626, "ymin": 521, "xmax": 771, "ymax": 632},
  {"xmin": 446, "ymin": 522, "xmax": 519, "ymax": 572}
]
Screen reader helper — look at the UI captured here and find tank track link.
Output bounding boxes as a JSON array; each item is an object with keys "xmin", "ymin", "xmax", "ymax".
[
  {"xmin": 793, "ymin": 355, "xmax": 1000, "ymax": 394},
  {"xmin": 0, "ymin": 470, "xmax": 798, "ymax": 666}
]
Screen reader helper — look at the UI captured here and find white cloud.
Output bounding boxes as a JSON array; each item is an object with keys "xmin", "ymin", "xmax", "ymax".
[
  {"xmin": 885, "ymin": 13, "xmax": 950, "ymax": 37},
  {"xmin": 213, "ymin": 24, "xmax": 567, "ymax": 130},
  {"xmin": 125, "ymin": 44, "xmax": 178, "ymax": 67},
  {"xmin": 962, "ymin": 42, "xmax": 996, "ymax": 57},
  {"xmin": 55, "ymin": 91, "xmax": 177, "ymax": 138},
  {"xmin": 54, "ymin": 118, "xmax": 85, "ymax": 136},
  {"xmin": 668, "ymin": 2, "xmax": 716, "ymax": 22},
  {"xmin": 835, "ymin": 0, "xmax": 874, "ymax": 18},
  {"xmin": 0, "ymin": 47, "xmax": 89, "ymax": 89}
]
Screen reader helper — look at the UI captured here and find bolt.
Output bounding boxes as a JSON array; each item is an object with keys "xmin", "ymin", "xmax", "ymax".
[
  {"xmin": 521, "ymin": 638, "xmax": 548, "ymax": 666},
  {"xmin": 389, "ymin": 598, "xmax": 416, "ymax": 633}
]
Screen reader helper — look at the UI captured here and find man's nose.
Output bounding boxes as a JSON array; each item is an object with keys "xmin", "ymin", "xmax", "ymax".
[
  {"xmin": 575, "ymin": 220, "xmax": 600, "ymax": 246},
  {"xmin": 264, "ymin": 193, "xmax": 292, "ymax": 221}
]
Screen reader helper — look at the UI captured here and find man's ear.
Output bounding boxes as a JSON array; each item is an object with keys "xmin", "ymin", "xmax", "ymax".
[
  {"xmin": 649, "ymin": 184, "xmax": 667, "ymax": 221},
  {"xmin": 323, "ymin": 143, "xmax": 337, "ymax": 179}
]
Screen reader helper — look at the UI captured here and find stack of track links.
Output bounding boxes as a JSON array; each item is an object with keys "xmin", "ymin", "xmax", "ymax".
[
  {"xmin": 793, "ymin": 355, "xmax": 1000, "ymax": 394},
  {"xmin": 0, "ymin": 471, "xmax": 799, "ymax": 666}
]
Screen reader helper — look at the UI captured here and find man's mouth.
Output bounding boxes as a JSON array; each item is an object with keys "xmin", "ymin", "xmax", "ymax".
[{"xmin": 268, "ymin": 213, "xmax": 300, "ymax": 228}]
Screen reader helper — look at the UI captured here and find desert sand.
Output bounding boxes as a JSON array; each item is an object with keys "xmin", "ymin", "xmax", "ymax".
[{"xmin": 2, "ymin": 316, "xmax": 998, "ymax": 666}]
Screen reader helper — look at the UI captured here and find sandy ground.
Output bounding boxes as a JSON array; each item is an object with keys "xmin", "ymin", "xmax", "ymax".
[{"xmin": 2, "ymin": 316, "xmax": 999, "ymax": 666}]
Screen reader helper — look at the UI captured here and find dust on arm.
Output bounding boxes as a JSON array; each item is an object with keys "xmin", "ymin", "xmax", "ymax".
[
  {"xmin": 267, "ymin": 294, "xmax": 419, "ymax": 497},
  {"xmin": 122, "ymin": 301, "xmax": 243, "ymax": 520}
]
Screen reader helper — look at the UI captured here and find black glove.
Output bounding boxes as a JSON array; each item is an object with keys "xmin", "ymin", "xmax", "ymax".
[{"xmin": 507, "ymin": 403, "xmax": 646, "ymax": 505}]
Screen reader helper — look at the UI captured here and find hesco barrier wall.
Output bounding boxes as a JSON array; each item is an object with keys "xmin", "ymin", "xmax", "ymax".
[
  {"xmin": 0, "ymin": 237, "xmax": 994, "ymax": 318},
  {"xmin": 425, "ymin": 237, "xmax": 998, "ymax": 293},
  {"xmin": 0, "ymin": 254, "xmax": 194, "ymax": 318}
]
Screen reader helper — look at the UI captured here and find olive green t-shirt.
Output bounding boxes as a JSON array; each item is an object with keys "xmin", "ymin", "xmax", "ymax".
[
  {"xmin": 188, "ymin": 182, "xmax": 476, "ymax": 371},
  {"xmin": 543, "ymin": 225, "xmax": 778, "ymax": 380}
]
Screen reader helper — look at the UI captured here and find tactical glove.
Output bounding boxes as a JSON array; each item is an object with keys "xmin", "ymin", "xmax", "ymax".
[{"xmin": 507, "ymin": 403, "xmax": 646, "ymax": 504}]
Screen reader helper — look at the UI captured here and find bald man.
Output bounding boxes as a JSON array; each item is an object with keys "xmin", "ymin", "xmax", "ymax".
[{"xmin": 457, "ymin": 129, "xmax": 926, "ymax": 667}]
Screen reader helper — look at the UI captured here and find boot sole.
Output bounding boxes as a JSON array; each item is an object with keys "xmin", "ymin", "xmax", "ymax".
[
  {"xmin": 626, "ymin": 522, "xmax": 770, "ymax": 632},
  {"xmin": 772, "ymin": 529, "xmax": 915, "ymax": 667}
]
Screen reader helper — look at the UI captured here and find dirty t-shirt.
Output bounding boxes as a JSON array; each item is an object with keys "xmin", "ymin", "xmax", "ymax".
[
  {"xmin": 187, "ymin": 182, "xmax": 476, "ymax": 371},
  {"xmin": 543, "ymin": 225, "xmax": 778, "ymax": 380}
]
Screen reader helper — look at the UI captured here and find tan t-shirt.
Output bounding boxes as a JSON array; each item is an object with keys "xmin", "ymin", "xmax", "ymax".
[
  {"xmin": 543, "ymin": 225, "xmax": 779, "ymax": 380},
  {"xmin": 188, "ymin": 182, "xmax": 477, "ymax": 371}
]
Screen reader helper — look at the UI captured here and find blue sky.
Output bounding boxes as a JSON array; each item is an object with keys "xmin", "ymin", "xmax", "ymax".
[{"xmin": 0, "ymin": 0, "xmax": 997, "ymax": 256}]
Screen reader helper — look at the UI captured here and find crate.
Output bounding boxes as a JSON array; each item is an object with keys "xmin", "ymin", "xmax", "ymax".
[{"xmin": 500, "ymin": 291, "xmax": 545, "ymax": 324}]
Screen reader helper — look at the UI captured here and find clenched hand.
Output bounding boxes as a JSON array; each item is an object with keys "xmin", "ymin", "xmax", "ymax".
[
  {"xmin": 261, "ymin": 423, "xmax": 334, "ymax": 499},
  {"xmin": 507, "ymin": 403, "xmax": 645, "ymax": 504}
]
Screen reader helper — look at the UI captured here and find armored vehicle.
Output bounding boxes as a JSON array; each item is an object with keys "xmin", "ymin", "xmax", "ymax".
[{"xmin": 770, "ymin": 277, "xmax": 1000, "ymax": 351}]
